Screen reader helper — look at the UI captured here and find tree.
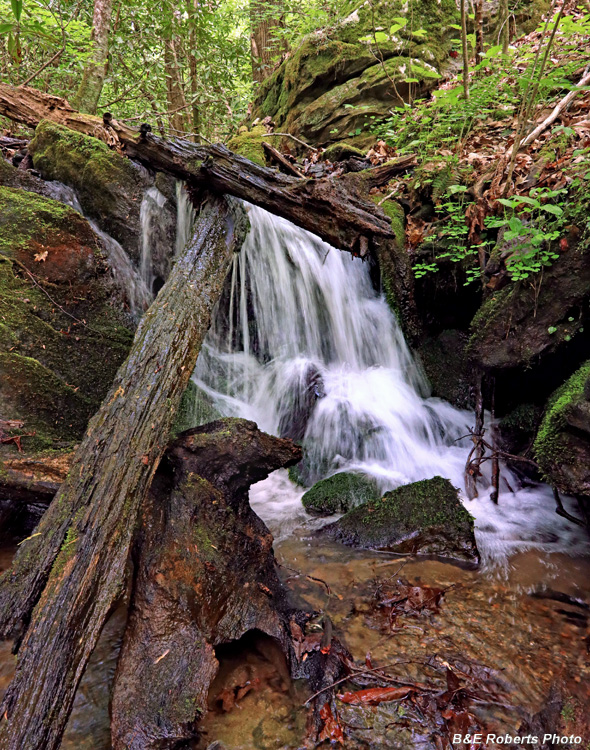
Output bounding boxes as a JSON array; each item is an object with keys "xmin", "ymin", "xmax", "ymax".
[
  {"xmin": 250, "ymin": 0, "xmax": 286, "ymax": 84},
  {"xmin": 72, "ymin": 0, "xmax": 113, "ymax": 114}
]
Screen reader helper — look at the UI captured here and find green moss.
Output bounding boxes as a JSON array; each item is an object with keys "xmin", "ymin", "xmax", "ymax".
[
  {"xmin": 28, "ymin": 121, "xmax": 142, "ymax": 231},
  {"xmin": 325, "ymin": 476, "xmax": 478, "ymax": 563},
  {"xmin": 226, "ymin": 125, "xmax": 267, "ymax": 166},
  {"xmin": 302, "ymin": 471, "xmax": 380, "ymax": 515},
  {"xmin": 322, "ymin": 142, "xmax": 366, "ymax": 162},
  {"xmin": 500, "ymin": 403, "xmax": 541, "ymax": 435},
  {"xmin": 0, "ymin": 189, "xmax": 132, "ymax": 451},
  {"xmin": 534, "ymin": 360, "xmax": 590, "ymax": 472}
]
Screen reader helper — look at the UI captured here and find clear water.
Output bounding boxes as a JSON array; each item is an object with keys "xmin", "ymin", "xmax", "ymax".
[{"xmin": 191, "ymin": 204, "xmax": 589, "ymax": 567}]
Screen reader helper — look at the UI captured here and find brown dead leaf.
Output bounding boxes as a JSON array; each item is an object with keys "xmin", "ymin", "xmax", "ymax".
[{"xmin": 34, "ymin": 251, "xmax": 48, "ymax": 262}]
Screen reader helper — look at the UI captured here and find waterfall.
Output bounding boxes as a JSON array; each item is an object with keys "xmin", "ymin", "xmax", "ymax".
[
  {"xmin": 193, "ymin": 204, "xmax": 589, "ymax": 564},
  {"xmin": 44, "ymin": 181, "xmax": 152, "ymax": 316},
  {"xmin": 139, "ymin": 186, "xmax": 168, "ymax": 292},
  {"xmin": 175, "ymin": 180, "xmax": 196, "ymax": 257}
]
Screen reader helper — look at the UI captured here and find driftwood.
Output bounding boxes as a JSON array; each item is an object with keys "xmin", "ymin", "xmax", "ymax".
[
  {"xmin": 0, "ymin": 83, "xmax": 398, "ymax": 256},
  {"xmin": 0, "ymin": 195, "xmax": 248, "ymax": 750}
]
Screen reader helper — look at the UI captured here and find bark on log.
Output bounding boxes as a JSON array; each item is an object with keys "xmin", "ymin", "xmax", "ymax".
[
  {"xmin": 111, "ymin": 418, "xmax": 302, "ymax": 749},
  {"xmin": 0, "ymin": 194, "xmax": 248, "ymax": 750},
  {"xmin": 0, "ymin": 83, "xmax": 395, "ymax": 255}
]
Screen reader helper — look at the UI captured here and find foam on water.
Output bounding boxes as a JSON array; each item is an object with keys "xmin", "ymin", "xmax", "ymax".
[{"xmin": 191, "ymin": 204, "xmax": 589, "ymax": 567}]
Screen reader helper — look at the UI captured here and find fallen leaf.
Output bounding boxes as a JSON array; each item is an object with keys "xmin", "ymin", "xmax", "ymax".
[{"xmin": 34, "ymin": 251, "xmax": 48, "ymax": 262}]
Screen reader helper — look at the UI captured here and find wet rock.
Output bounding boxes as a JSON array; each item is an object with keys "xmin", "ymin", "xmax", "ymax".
[
  {"xmin": 467, "ymin": 233, "xmax": 590, "ymax": 371},
  {"xmin": 277, "ymin": 362, "xmax": 324, "ymax": 442},
  {"xmin": 302, "ymin": 471, "xmax": 380, "ymax": 516},
  {"xmin": 0, "ymin": 186, "xmax": 133, "ymax": 453},
  {"xmin": 111, "ymin": 418, "xmax": 302, "ymax": 750},
  {"xmin": 417, "ymin": 329, "xmax": 473, "ymax": 409},
  {"xmin": 28, "ymin": 121, "xmax": 177, "ymax": 273},
  {"xmin": 321, "ymin": 476, "xmax": 479, "ymax": 565},
  {"xmin": 534, "ymin": 360, "xmax": 590, "ymax": 503}
]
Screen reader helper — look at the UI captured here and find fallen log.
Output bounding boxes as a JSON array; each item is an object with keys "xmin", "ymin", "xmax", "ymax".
[
  {"xmin": 0, "ymin": 194, "xmax": 249, "ymax": 750},
  {"xmin": 0, "ymin": 82, "xmax": 395, "ymax": 256}
]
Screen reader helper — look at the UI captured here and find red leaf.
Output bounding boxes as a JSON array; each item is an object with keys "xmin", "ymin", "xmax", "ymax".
[
  {"xmin": 337, "ymin": 685, "xmax": 414, "ymax": 705},
  {"xmin": 318, "ymin": 702, "xmax": 344, "ymax": 744}
]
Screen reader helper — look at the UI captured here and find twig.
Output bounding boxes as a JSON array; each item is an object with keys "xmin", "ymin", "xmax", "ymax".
[
  {"xmin": 20, "ymin": 47, "xmax": 66, "ymax": 87},
  {"xmin": 553, "ymin": 487, "xmax": 585, "ymax": 528},
  {"xmin": 520, "ymin": 65, "xmax": 590, "ymax": 147}
]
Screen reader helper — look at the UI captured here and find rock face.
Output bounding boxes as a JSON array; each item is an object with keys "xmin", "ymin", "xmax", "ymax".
[
  {"xmin": 0, "ymin": 184, "xmax": 133, "ymax": 452},
  {"xmin": 534, "ymin": 361, "xmax": 590, "ymax": 503},
  {"xmin": 110, "ymin": 418, "xmax": 303, "ymax": 750},
  {"xmin": 322, "ymin": 476, "xmax": 479, "ymax": 564},
  {"xmin": 302, "ymin": 471, "xmax": 380, "ymax": 515},
  {"xmin": 467, "ymin": 234, "xmax": 590, "ymax": 372},
  {"xmin": 249, "ymin": 0, "xmax": 459, "ymax": 149},
  {"xmin": 28, "ymin": 121, "xmax": 178, "ymax": 285}
]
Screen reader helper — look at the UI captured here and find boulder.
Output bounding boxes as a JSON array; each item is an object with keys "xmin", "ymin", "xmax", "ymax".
[
  {"xmin": 302, "ymin": 471, "xmax": 380, "ymax": 515},
  {"xmin": 0, "ymin": 185, "xmax": 133, "ymax": 453},
  {"xmin": 250, "ymin": 0, "xmax": 459, "ymax": 149},
  {"xmin": 321, "ymin": 476, "xmax": 479, "ymax": 564},
  {"xmin": 534, "ymin": 360, "xmax": 590, "ymax": 500},
  {"xmin": 28, "ymin": 122, "xmax": 177, "ymax": 278}
]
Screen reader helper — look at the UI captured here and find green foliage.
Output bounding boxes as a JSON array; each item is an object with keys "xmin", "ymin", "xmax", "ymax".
[{"xmin": 484, "ymin": 187, "xmax": 566, "ymax": 280}]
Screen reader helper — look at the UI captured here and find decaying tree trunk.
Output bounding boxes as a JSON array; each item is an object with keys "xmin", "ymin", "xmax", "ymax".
[
  {"xmin": 0, "ymin": 83, "xmax": 396, "ymax": 256},
  {"xmin": 111, "ymin": 418, "xmax": 302, "ymax": 749},
  {"xmin": 0, "ymin": 195, "xmax": 248, "ymax": 750}
]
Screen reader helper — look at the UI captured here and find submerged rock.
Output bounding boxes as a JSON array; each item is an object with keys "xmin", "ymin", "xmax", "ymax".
[
  {"xmin": 302, "ymin": 471, "xmax": 380, "ymax": 515},
  {"xmin": 321, "ymin": 476, "xmax": 479, "ymax": 564}
]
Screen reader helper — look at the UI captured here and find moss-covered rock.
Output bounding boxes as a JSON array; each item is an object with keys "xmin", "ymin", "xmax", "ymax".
[
  {"xmin": 250, "ymin": 0, "xmax": 458, "ymax": 149},
  {"xmin": 321, "ymin": 476, "xmax": 479, "ymax": 564},
  {"xmin": 467, "ymin": 233, "xmax": 590, "ymax": 370},
  {"xmin": 302, "ymin": 471, "xmax": 380, "ymax": 515},
  {"xmin": 534, "ymin": 361, "xmax": 590, "ymax": 497},
  {"xmin": 28, "ymin": 121, "xmax": 176, "ymax": 269},
  {"xmin": 0, "ymin": 186, "xmax": 132, "ymax": 451},
  {"xmin": 226, "ymin": 125, "xmax": 268, "ymax": 167}
]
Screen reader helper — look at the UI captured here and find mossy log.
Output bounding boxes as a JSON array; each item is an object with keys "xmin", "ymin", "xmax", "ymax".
[
  {"xmin": 0, "ymin": 194, "xmax": 248, "ymax": 750},
  {"xmin": 0, "ymin": 82, "xmax": 396, "ymax": 256}
]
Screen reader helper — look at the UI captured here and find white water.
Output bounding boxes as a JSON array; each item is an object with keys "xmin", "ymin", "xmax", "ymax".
[
  {"xmin": 192, "ymin": 204, "xmax": 588, "ymax": 567},
  {"xmin": 45, "ymin": 181, "xmax": 152, "ymax": 316},
  {"xmin": 139, "ymin": 186, "xmax": 167, "ymax": 292}
]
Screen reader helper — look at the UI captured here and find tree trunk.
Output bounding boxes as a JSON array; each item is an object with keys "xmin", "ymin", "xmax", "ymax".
[
  {"xmin": 187, "ymin": 0, "xmax": 202, "ymax": 142},
  {"xmin": 460, "ymin": 0, "xmax": 470, "ymax": 99},
  {"xmin": 0, "ymin": 82, "xmax": 397, "ymax": 256},
  {"xmin": 0, "ymin": 195, "xmax": 249, "ymax": 750},
  {"xmin": 475, "ymin": 0, "xmax": 484, "ymax": 62},
  {"xmin": 500, "ymin": 0, "xmax": 509, "ymax": 55},
  {"xmin": 164, "ymin": 37, "xmax": 190, "ymax": 136},
  {"xmin": 110, "ymin": 419, "xmax": 302, "ymax": 749},
  {"xmin": 72, "ymin": 0, "xmax": 113, "ymax": 114},
  {"xmin": 250, "ymin": 0, "xmax": 286, "ymax": 84}
]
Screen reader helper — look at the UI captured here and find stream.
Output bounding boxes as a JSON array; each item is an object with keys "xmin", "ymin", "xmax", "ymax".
[{"xmin": 1, "ymin": 192, "xmax": 589, "ymax": 748}]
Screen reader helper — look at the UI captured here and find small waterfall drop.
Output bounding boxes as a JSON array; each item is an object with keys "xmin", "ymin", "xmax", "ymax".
[
  {"xmin": 193, "ymin": 205, "xmax": 588, "ymax": 565},
  {"xmin": 139, "ymin": 186, "xmax": 168, "ymax": 292},
  {"xmin": 175, "ymin": 180, "xmax": 196, "ymax": 256},
  {"xmin": 44, "ymin": 181, "xmax": 152, "ymax": 316}
]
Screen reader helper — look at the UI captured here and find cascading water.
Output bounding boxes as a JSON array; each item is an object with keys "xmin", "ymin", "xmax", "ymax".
[
  {"xmin": 139, "ymin": 186, "xmax": 168, "ymax": 292},
  {"xmin": 44, "ymin": 181, "xmax": 152, "ymax": 316},
  {"xmin": 192, "ymin": 204, "xmax": 589, "ymax": 566},
  {"xmin": 175, "ymin": 180, "xmax": 196, "ymax": 257}
]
